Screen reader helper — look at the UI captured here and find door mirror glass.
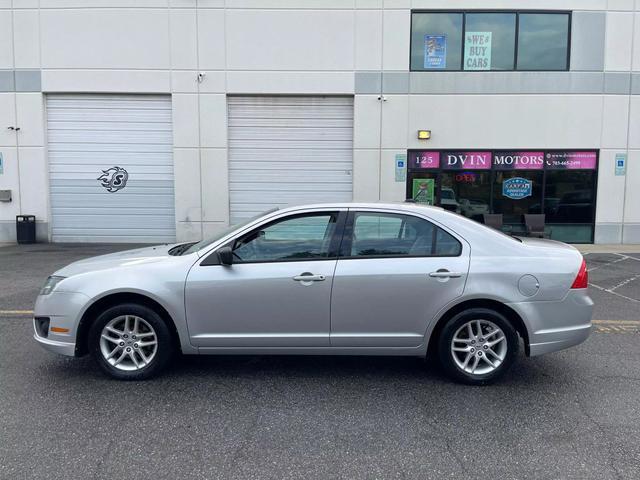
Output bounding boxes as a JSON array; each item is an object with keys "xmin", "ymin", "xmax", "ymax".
[{"xmin": 217, "ymin": 246, "xmax": 234, "ymax": 265}]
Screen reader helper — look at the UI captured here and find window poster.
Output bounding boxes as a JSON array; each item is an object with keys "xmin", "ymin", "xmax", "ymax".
[
  {"xmin": 412, "ymin": 178, "xmax": 435, "ymax": 205},
  {"xmin": 464, "ymin": 31, "xmax": 492, "ymax": 70},
  {"xmin": 424, "ymin": 34, "xmax": 447, "ymax": 69}
]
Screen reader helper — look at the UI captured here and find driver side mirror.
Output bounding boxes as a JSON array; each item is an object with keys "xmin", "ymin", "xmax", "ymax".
[{"xmin": 217, "ymin": 246, "xmax": 234, "ymax": 266}]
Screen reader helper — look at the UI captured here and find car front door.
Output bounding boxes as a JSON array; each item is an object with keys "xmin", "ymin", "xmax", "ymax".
[
  {"xmin": 185, "ymin": 210, "xmax": 345, "ymax": 348},
  {"xmin": 330, "ymin": 209, "xmax": 470, "ymax": 348}
]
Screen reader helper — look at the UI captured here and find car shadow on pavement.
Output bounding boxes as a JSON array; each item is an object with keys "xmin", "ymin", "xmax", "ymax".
[{"xmin": 44, "ymin": 350, "xmax": 568, "ymax": 389}]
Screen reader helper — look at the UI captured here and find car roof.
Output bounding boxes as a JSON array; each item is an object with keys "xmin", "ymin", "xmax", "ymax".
[{"xmin": 274, "ymin": 202, "xmax": 444, "ymax": 214}]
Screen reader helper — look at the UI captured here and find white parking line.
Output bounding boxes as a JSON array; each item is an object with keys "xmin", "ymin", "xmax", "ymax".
[{"xmin": 588, "ymin": 282, "xmax": 640, "ymax": 303}]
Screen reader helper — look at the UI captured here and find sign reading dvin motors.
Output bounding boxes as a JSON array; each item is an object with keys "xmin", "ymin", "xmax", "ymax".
[{"xmin": 408, "ymin": 150, "xmax": 598, "ymax": 170}]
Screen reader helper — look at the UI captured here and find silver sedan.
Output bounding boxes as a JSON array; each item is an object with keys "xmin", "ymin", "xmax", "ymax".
[{"xmin": 33, "ymin": 203, "xmax": 593, "ymax": 384}]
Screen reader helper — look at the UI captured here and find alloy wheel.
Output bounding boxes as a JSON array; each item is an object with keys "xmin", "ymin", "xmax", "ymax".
[
  {"xmin": 99, "ymin": 315, "xmax": 158, "ymax": 371},
  {"xmin": 450, "ymin": 319, "xmax": 507, "ymax": 375}
]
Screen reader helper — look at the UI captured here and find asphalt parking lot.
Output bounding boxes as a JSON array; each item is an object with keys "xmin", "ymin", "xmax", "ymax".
[{"xmin": 1, "ymin": 244, "xmax": 640, "ymax": 479}]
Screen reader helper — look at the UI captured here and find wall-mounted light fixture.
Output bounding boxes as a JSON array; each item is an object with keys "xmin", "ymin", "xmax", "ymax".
[{"xmin": 417, "ymin": 130, "xmax": 431, "ymax": 140}]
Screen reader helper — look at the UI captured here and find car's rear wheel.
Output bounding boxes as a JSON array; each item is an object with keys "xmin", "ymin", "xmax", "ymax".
[
  {"xmin": 437, "ymin": 308, "xmax": 519, "ymax": 385},
  {"xmin": 88, "ymin": 303, "xmax": 174, "ymax": 380}
]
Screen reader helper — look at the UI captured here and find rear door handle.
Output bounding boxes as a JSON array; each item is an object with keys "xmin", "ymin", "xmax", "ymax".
[
  {"xmin": 293, "ymin": 273, "xmax": 326, "ymax": 282},
  {"xmin": 429, "ymin": 270, "xmax": 463, "ymax": 278}
]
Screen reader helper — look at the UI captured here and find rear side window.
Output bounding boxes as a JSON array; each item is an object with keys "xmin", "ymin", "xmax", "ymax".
[{"xmin": 346, "ymin": 212, "xmax": 461, "ymax": 258}]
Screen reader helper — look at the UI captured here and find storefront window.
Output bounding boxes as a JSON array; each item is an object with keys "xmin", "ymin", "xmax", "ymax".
[
  {"xmin": 543, "ymin": 170, "xmax": 597, "ymax": 243},
  {"xmin": 492, "ymin": 170, "xmax": 543, "ymax": 227},
  {"xmin": 441, "ymin": 171, "xmax": 492, "ymax": 221},
  {"xmin": 406, "ymin": 150, "xmax": 598, "ymax": 243}
]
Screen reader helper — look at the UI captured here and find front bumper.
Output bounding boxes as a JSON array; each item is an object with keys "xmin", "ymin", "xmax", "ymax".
[
  {"xmin": 33, "ymin": 333, "xmax": 76, "ymax": 356},
  {"xmin": 507, "ymin": 289, "xmax": 593, "ymax": 357},
  {"xmin": 33, "ymin": 291, "xmax": 90, "ymax": 357}
]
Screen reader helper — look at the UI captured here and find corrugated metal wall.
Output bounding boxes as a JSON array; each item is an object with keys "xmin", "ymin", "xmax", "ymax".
[
  {"xmin": 227, "ymin": 96, "xmax": 353, "ymax": 224},
  {"xmin": 47, "ymin": 94, "xmax": 175, "ymax": 243}
]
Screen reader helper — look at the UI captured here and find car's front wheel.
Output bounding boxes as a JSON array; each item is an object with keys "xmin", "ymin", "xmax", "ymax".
[
  {"xmin": 88, "ymin": 303, "xmax": 174, "ymax": 380},
  {"xmin": 437, "ymin": 308, "xmax": 519, "ymax": 385}
]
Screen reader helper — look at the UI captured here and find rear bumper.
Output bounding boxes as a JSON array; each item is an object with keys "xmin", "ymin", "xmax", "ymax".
[{"xmin": 507, "ymin": 289, "xmax": 593, "ymax": 357}]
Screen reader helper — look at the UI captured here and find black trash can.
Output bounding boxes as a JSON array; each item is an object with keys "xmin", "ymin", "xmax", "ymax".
[{"xmin": 16, "ymin": 215, "xmax": 36, "ymax": 244}]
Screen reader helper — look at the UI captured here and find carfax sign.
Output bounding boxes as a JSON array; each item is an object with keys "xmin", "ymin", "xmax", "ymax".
[{"xmin": 502, "ymin": 177, "xmax": 532, "ymax": 200}]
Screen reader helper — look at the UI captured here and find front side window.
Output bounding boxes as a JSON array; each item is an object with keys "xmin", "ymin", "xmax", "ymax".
[
  {"xmin": 347, "ymin": 212, "xmax": 461, "ymax": 258},
  {"xmin": 232, "ymin": 213, "xmax": 337, "ymax": 262},
  {"xmin": 411, "ymin": 11, "xmax": 570, "ymax": 72}
]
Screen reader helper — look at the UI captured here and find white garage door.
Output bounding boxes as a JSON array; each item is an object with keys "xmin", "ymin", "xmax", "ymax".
[
  {"xmin": 228, "ymin": 96, "xmax": 353, "ymax": 224},
  {"xmin": 47, "ymin": 94, "xmax": 175, "ymax": 243}
]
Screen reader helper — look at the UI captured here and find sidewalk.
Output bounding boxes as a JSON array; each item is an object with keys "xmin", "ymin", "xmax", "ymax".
[{"xmin": 573, "ymin": 244, "xmax": 640, "ymax": 254}]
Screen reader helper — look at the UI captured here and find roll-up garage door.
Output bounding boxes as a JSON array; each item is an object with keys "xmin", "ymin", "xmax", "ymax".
[
  {"xmin": 228, "ymin": 96, "xmax": 353, "ymax": 224},
  {"xmin": 47, "ymin": 94, "xmax": 175, "ymax": 243}
]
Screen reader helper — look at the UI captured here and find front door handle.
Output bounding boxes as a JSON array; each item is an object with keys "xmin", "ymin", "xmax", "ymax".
[
  {"xmin": 293, "ymin": 273, "xmax": 326, "ymax": 282},
  {"xmin": 429, "ymin": 270, "xmax": 463, "ymax": 278}
]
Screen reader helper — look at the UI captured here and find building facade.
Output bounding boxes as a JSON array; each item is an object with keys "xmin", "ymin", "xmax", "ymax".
[{"xmin": 0, "ymin": 0, "xmax": 639, "ymax": 244}]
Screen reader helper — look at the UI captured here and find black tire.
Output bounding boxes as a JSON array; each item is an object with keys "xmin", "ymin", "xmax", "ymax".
[
  {"xmin": 88, "ymin": 303, "xmax": 174, "ymax": 380},
  {"xmin": 437, "ymin": 308, "xmax": 519, "ymax": 385}
]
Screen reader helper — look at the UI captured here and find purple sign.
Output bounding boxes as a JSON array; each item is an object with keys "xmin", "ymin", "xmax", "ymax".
[
  {"xmin": 441, "ymin": 151, "xmax": 492, "ymax": 170},
  {"xmin": 545, "ymin": 151, "xmax": 597, "ymax": 170},
  {"xmin": 493, "ymin": 151, "xmax": 544, "ymax": 170},
  {"xmin": 409, "ymin": 151, "xmax": 440, "ymax": 169}
]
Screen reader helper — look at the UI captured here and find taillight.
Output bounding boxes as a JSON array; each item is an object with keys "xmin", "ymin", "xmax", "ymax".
[{"xmin": 571, "ymin": 258, "xmax": 588, "ymax": 289}]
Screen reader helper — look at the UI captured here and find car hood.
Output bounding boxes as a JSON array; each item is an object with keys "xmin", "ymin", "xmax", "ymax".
[{"xmin": 54, "ymin": 244, "xmax": 178, "ymax": 277}]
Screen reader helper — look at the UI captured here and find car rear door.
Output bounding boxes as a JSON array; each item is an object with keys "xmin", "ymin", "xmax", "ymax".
[
  {"xmin": 185, "ymin": 210, "xmax": 346, "ymax": 348},
  {"xmin": 330, "ymin": 208, "xmax": 470, "ymax": 347}
]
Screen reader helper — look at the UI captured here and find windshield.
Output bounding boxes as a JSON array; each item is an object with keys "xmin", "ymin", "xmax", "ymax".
[{"xmin": 181, "ymin": 208, "xmax": 279, "ymax": 255}]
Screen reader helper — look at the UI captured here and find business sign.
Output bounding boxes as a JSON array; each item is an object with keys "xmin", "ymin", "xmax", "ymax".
[
  {"xmin": 395, "ymin": 153, "xmax": 407, "ymax": 182},
  {"xmin": 442, "ymin": 151, "xmax": 492, "ymax": 170},
  {"xmin": 424, "ymin": 34, "xmax": 447, "ymax": 69},
  {"xmin": 464, "ymin": 32, "xmax": 492, "ymax": 70},
  {"xmin": 502, "ymin": 177, "xmax": 532, "ymax": 200},
  {"xmin": 409, "ymin": 151, "xmax": 440, "ymax": 169},
  {"xmin": 493, "ymin": 151, "xmax": 544, "ymax": 170},
  {"xmin": 412, "ymin": 178, "xmax": 435, "ymax": 205},
  {"xmin": 545, "ymin": 151, "xmax": 597, "ymax": 170},
  {"xmin": 615, "ymin": 153, "xmax": 627, "ymax": 176}
]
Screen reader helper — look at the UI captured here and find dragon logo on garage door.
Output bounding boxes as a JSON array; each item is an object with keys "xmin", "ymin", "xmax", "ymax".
[{"xmin": 97, "ymin": 166, "xmax": 129, "ymax": 193}]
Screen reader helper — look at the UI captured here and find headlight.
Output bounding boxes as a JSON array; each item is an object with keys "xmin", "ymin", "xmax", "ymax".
[{"xmin": 40, "ymin": 276, "xmax": 66, "ymax": 295}]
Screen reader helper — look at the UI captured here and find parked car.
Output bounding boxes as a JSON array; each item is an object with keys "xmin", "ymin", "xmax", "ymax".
[
  {"xmin": 459, "ymin": 198, "xmax": 490, "ymax": 218},
  {"xmin": 33, "ymin": 203, "xmax": 592, "ymax": 384},
  {"xmin": 440, "ymin": 187, "xmax": 461, "ymax": 214}
]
